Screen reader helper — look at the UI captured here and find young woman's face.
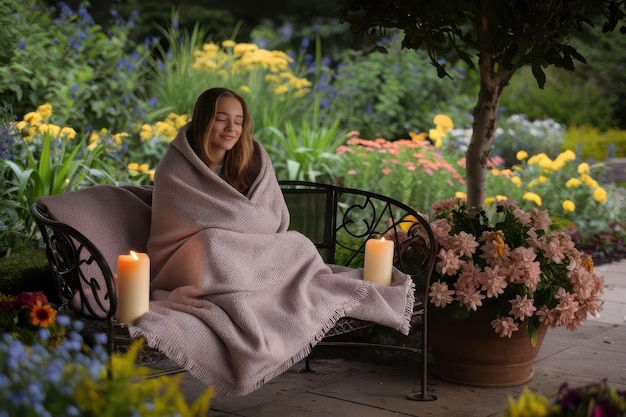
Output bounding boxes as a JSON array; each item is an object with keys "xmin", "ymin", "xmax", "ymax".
[{"xmin": 207, "ymin": 96, "xmax": 244, "ymax": 164}]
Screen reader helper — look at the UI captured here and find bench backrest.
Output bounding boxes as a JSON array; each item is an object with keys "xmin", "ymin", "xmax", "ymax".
[{"xmin": 31, "ymin": 181, "xmax": 436, "ymax": 320}]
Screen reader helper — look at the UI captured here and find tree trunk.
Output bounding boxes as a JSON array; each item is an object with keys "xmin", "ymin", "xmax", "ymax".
[{"xmin": 465, "ymin": 49, "xmax": 513, "ymax": 210}]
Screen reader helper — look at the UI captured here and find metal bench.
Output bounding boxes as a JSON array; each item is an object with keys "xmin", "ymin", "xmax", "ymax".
[{"xmin": 30, "ymin": 181, "xmax": 437, "ymax": 400}]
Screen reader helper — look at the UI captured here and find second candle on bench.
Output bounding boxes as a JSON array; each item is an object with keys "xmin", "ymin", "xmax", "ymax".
[{"xmin": 363, "ymin": 237, "xmax": 394, "ymax": 286}]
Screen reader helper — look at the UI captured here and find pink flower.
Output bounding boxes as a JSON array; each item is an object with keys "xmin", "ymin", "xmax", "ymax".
[
  {"xmin": 456, "ymin": 263, "xmax": 481, "ymax": 290},
  {"xmin": 436, "ymin": 248, "xmax": 462, "ymax": 276},
  {"xmin": 477, "ymin": 265, "xmax": 508, "ymax": 298},
  {"xmin": 491, "ymin": 317, "xmax": 519, "ymax": 338},
  {"xmin": 453, "ymin": 231, "xmax": 479, "ymax": 258},
  {"xmin": 529, "ymin": 207, "xmax": 552, "ymax": 230},
  {"xmin": 455, "ymin": 288, "xmax": 485, "ymax": 311},
  {"xmin": 429, "ymin": 281, "xmax": 455, "ymax": 308},
  {"xmin": 542, "ymin": 237, "xmax": 568, "ymax": 264},
  {"xmin": 536, "ymin": 306, "xmax": 558, "ymax": 327},
  {"xmin": 382, "ymin": 168, "xmax": 392, "ymax": 175},
  {"xmin": 431, "ymin": 218, "xmax": 452, "ymax": 242},
  {"xmin": 509, "ymin": 295, "xmax": 537, "ymax": 320}
]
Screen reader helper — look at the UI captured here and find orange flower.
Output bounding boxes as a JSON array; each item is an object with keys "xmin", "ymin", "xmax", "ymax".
[
  {"xmin": 581, "ymin": 257, "xmax": 594, "ymax": 273},
  {"xmin": 30, "ymin": 300, "xmax": 57, "ymax": 328}
]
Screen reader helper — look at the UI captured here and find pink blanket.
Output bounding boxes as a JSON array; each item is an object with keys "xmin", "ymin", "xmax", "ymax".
[{"xmin": 129, "ymin": 125, "xmax": 414, "ymax": 396}]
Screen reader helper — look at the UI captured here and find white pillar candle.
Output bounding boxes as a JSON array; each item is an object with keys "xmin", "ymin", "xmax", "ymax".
[
  {"xmin": 116, "ymin": 250, "xmax": 150, "ymax": 324},
  {"xmin": 363, "ymin": 237, "xmax": 394, "ymax": 286}
]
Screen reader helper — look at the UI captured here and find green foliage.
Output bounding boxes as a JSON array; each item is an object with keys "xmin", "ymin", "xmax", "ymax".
[
  {"xmin": 0, "ymin": 0, "xmax": 153, "ymax": 132},
  {"xmin": 492, "ymin": 114, "xmax": 565, "ymax": 167},
  {"xmin": 339, "ymin": 0, "xmax": 625, "ymax": 85},
  {"xmin": 147, "ymin": 11, "xmax": 212, "ymax": 118},
  {"xmin": 261, "ymin": 98, "xmax": 347, "ymax": 182},
  {"xmin": 326, "ymin": 35, "xmax": 473, "ymax": 140},
  {"xmin": 501, "ymin": 66, "xmax": 617, "ymax": 129},
  {"xmin": 0, "ymin": 106, "xmax": 118, "ymax": 252},
  {"xmin": 0, "ymin": 249, "xmax": 52, "ymax": 299},
  {"xmin": 563, "ymin": 125, "xmax": 626, "ymax": 162},
  {"xmin": 571, "ymin": 22, "xmax": 626, "ymax": 129}
]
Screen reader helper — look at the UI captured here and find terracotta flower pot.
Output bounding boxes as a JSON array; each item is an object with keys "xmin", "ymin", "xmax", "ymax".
[{"xmin": 429, "ymin": 308, "xmax": 548, "ymax": 387}]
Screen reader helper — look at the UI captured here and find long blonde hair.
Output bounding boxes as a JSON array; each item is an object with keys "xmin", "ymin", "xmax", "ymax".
[{"xmin": 187, "ymin": 88, "xmax": 257, "ymax": 194}]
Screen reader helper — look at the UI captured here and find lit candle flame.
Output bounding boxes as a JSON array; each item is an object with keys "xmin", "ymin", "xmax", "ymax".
[{"xmin": 130, "ymin": 250, "xmax": 139, "ymax": 260}]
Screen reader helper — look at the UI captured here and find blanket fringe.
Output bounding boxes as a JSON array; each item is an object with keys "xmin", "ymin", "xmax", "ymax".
[{"xmin": 401, "ymin": 276, "xmax": 416, "ymax": 335}]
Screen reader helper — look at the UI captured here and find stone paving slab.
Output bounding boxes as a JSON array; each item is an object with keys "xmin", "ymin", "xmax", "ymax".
[{"xmin": 178, "ymin": 259, "xmax": 626, "ymax": 417}]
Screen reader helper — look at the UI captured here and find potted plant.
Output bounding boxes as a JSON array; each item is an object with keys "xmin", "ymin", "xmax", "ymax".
[{"xmin": 425, "ymin": 197, "xmax": 605, "ymax": 386}]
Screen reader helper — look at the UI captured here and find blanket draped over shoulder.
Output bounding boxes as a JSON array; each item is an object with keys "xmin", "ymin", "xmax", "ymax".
[{"xmin": 129, "ymin": 125, "xmax": 415, "ymax": 396}]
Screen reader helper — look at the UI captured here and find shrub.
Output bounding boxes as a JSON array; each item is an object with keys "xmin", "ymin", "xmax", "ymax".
[
  {"xmin": 336, "ymin": 132, "xmax": 466, "ymax": 214},
  {"xmin": 0, "ymin": 104, "xmax": 122, "ymax": 251},
  {"xmin": 0, "ymin": 0, "xmax": 154, "ymax": 133},
  {"xmin": 486, "ymin": 150, "xmax": 626, "ymax": 247},
  {"xmin": 501, "ymin": 65, "xmax": 617, "ymax": 129},
  {"xmin": 563, "ymin": 125, "xmax": 626, "ymax": 162},
  {"xmin": 325, "ymin": 34, "xmax": 473, "ymax": 140},
  {"xmin": 492, "ymin": 114, "xmax": 565, "ymax": 167}
]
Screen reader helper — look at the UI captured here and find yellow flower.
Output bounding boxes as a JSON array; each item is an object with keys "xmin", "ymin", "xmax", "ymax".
[
  {"xmin": 577, "ymin": 162, "xmax": 590, "ymax": 175},
  {"xmin": 239, "ymin": 85, "xmax": 251, "ymax": 93},
  {"xmin": 111, "ymin": 132, "xmax": 129, "ymax": 147},
  {"xmin": 139, "ymin": 163, "xmax": 150, "ymax": 173},
  {"xmin": 527, "ymin": 153, "xmax": 549, "ymax": 166},
  {"xmin": 140, "ymin": 124, "xmax": 153, "ymax": 141},
  {"xmin": 565, "ymin": 178, "xmax": 582, "ymax": 188},
  {"xmin": 562, "ymin": 200, "xmax": 576, "ymax": 212},
  {"xmin": 399, "ymin": 214, "xmax": 417, "ymax": 232},
  {"xmin": 455, "ymin": 191, "xmax": 466, "ymax": 199},
  {"xmin": 557, "ymin": 149, "xmax": 576, "ymax": 162},
  {"xmin": 128, "ymin": 162, "xmax": 139, "ymax": 171},
  {"xmin": 24, "ymin": 111, "xmax": 42, "ymax": 125},
  {"xmin": 37, "ymin": 103, "xmax": 53, "ymax": 121},
  {"xmin": 593, "ymin": 187, "xmax": 607, "ymax": 203},
  {"xmin": 433, "ymin": 114, "xmax": 454, "ymax": 132},
  {"xmin": 484, "ymin": 197, "xmax": 495, "ymax": 205},
  {"xmin": 580, "ymin": 173, "xmax": 599, "ymax": 189},
  {"xmin": 409, "ymin": 131, "xmax": 428, "ymax": 142},
  {"xmin": 511, "ymin": 176, "xmax": 522, "ymax": 187},
  {"xmin": 496, "ymin": 195, "xmax": 508, "ymax": 201},
  {"xmin": 59, "ymin": 126, "xmax": 77, "ymax": 140},
  {"xmin": 39, "ymin": 123, "xmax": 61, "ymax": 137},
  {"xmin": 221, "ymin": 39, "xmax": 237, "ymax": 48},
  {"xmin": 504, "ymin": 387, "xmax": 551, "ymax": 417},
  {"xmin": 87, "ymin": 132, "xmax": 100, "ymax": 151},
  {"xmin": 550, "ymin": 158, "xmax": 565, "ymax": 171},
  {"xmin": 522, "ymin": 192, "xmax": 542, "ymax": 206},
  {"xmin": 538, "ymin": 158, "xmax": 553, "ymax": 171},
  {"xmin": 429, "ymin": 129, "xmax": 443, "ymax": 148},
  {"xmin": 516, "ymin": 150, "xmax": 528, "ymax": 161},
  {"xmin": 273, "ymin": 85, "xmax": 289, "ymax": 95}
]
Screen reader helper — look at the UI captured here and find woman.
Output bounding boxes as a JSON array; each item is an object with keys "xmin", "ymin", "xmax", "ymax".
[
  {"xmin": 132, "ymin": 87, "xmax": 414, "ymax": 397},
  {"xmin": 185, "ymin": 87, "xmax": 257, "ymax": 194}
]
